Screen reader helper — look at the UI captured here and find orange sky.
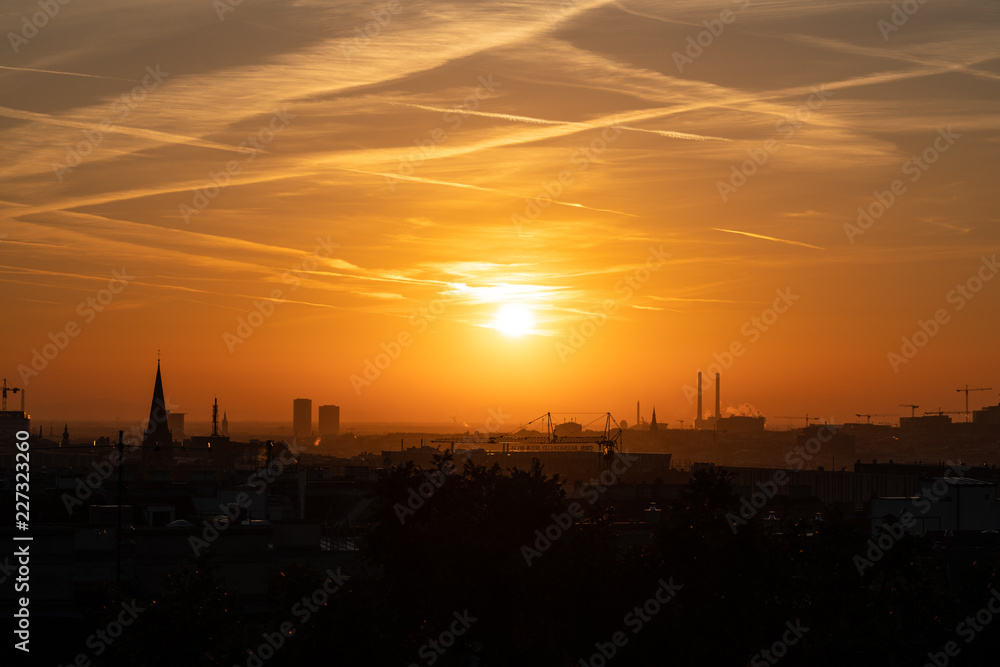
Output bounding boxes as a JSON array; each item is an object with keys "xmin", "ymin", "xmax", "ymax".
[{"xmin": 1, "ymin": 0, "xmax": 998, "ymax": 427}]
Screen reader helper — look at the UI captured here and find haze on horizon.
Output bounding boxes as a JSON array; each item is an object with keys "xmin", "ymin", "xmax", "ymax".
[{"xmin": 1, "ymin": 0, "xmax": 998, "ymax": 426}]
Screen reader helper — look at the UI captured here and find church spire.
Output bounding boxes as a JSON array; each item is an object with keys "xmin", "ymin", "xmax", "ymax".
[
  {"xmin": 143, "ymin": 359, "xmax": 172, "ymax": 449},
  {"xmin": 650, "ymin": 407, "xmax": 658, "ymax": 433}
]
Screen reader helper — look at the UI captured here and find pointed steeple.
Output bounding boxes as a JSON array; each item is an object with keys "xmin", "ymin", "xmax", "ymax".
[
  {"xmin": 143, "ymin": 359, "xmax": 172, "ymax": 448},
  {"xmin": 650, "ymin": 407, "xmax": 658, "ymax": 433},
  {"xmin": 61, "ymin": 423, "xmax": 69, "ymax": 447}
]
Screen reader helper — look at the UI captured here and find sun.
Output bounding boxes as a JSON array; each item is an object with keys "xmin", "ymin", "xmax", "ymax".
[{"xmin": 492, "ymin": 303, "xmax": 535, "ymax": 337}]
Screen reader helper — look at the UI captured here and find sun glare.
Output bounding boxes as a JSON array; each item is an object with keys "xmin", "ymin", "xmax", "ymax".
[{"xmin": 492, "ymin": 303, "xmax": 535, "ymax": 337}]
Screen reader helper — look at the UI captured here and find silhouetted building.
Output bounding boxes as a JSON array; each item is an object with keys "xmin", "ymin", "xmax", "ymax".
[
  {"xmin": 973, "ymin": 404, "xmax": 999, "ymax": 425},
  {"xmin": 900, "ymin": 414, "xmax": 952, "ymax": 432},
  {"xmin": 61, "ymin": 423, "xmax": 69, "ymax": 447},
  {"xmin": 318, "ymin": 404, "xmax": 339, "ymax": 437},
  {"xmin": 872, "ymin": 477, "xmax": 1000, "ymax": 535},
  {"xmin": 716, "ymin": 415, "xmax": 766, "ymax": 433},
  {"xmin": 0, "ymin": 409, "xmax": 30, "ymax": 448},
  {"xmin": 221, "ymin": 411, "xmax": 229, "ymax": 437},
  {"xmin": 650, "ymin": 408, "xmax": 659, "ymax": 433},
  {"xmin": 167, "ymin": 411, "xmax": 186, "ymax": 443},
  {"xmin": 293, "ymin": 398, "xmax": 312, "ymax": 441},
  {"xmin": 553, "ymin": 420, "xmax": 582, "ymax": 438},
  {"xmin": 143, "ymin": 360, "xmax": 172, "ymax": 450}
]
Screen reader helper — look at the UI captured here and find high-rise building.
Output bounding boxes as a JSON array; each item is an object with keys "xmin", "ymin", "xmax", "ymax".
[
  {"xmin": 318, "ymin": 405, "xmax": 340, "ymax": 437},
  {"xmin": 293, "ymin": 398, "xmax": 312, "ymax": 441}
]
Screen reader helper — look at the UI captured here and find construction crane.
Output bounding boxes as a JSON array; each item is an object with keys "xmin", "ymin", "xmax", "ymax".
[
  {"xmin": 956, "ymin": 385, "xmax": 992, "ymax": 423},
  {"xmin": 776, "ymin": 414, "xmax": 821, "ymax": 428},
  {"xmin": 854, "ymin": 413, "xmax": 897, "ymax": 424},
  {"xmin": 899, "ymin": 404, "xmax": 919, "ymax": 418},
  {"xmin": 431, "ymin": 411, "xmax": 624, "ymax": 470},
  {"xmin": 1, "ymin": 378, "xmax": 21, "ymax": 411},
  {"xmin": 924, "ymin": 409, "xmax": 965, "ymax": 418}
]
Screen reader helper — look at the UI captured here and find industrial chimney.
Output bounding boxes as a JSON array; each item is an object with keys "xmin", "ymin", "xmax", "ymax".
[
  {"xmin": 715, "ymin": 372, "xmax": 721, "ymax": 420},
  {"xmin": 697, "ymin": 372, "xmax": 703, "ymax": 421}
]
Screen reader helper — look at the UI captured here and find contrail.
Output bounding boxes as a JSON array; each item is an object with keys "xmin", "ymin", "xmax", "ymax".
[
  {"xmin": 0, "ymin": 105, "xmax": 253, "ymax": 154},
  {"xmin": 393, "ymin": 103, "xmax": 572, "ymax": 127},
  {"xmin": 339, "ymin": 167, "xmax": 637, "ymax": 217},
  {"xmin": 0, "ymin": 65, "xmax": 141, "ymax": 82},
  {"xmin": 712, "ymin": 228, "xmax": 825, "ymax": 250},
  {"xmin": 393, "ymin": 103, "xmax": 729, "ymax": 141}
]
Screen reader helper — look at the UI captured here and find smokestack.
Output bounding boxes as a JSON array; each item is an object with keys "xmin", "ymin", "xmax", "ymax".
[
  {"xmin": 697, "ymin": 372, "xmax": 702, "ymax": 421},
  {"xmin": 636, "ymin": 401, "xmax": 640, "ymax": 426},
  {"xmin": 715, "ymin": 373, "xmax": 721, "ymax": 420}
]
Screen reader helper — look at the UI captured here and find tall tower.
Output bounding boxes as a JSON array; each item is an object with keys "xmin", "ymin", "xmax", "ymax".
[
  {"xmin": 650, "ymin": 408, "xmax": 658, "ymax": 433},
  {"xmin": 318, "ymin": 405, "xmax": 340, "ymax": 437},
  {"xmin": 715, "ymin": 372, "xmax": 721, "ymax": 421},
  {"xmin": 143, "ymin": 360, "xmax": 172, "ymax": 449},
  {"xmin": 293, "ymin": 398, "xmax": 312, "ymax": 442},
  {"xmin": 697, "ymin": 372, "xmax": 703, "ymax": 420},
  {"xmin": 61, "ymin": 423, "xmax": 69, "ymax": 447},
  {"xmin": 221, "ymin": 411, "xmax": 229, "ymax": 437}
]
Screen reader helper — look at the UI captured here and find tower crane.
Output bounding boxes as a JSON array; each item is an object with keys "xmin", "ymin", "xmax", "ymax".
[
  {"xmin": 899, "ymin": 404, "xmax": 919, "ymax": 418},
  {"xmin": 956, "ymin": 385, "xmax": 992, "ymax": 423},
  {"xmin": 924, "ymin": 409, "xmax": 965, "ymax": 418},
  {"xmin": 431, "ymin": 411, "xmax": 624, "ymax": 470},
  {"xmin": 1, "ymin": 378, "xmax": 21, "ymax": 411},
  {"xmin": 854, "ymin": 413, "xmax": 897, "ymax": 424},
  {"xmin": 776, "ymin": 414, "xmax": 821, "ymax": 428}
]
